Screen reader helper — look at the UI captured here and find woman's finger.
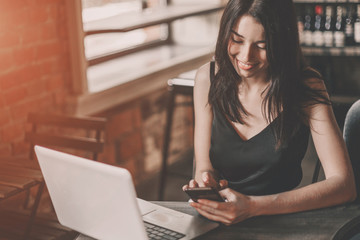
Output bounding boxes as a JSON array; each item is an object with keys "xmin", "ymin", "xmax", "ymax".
[
  {"xmin": 218, "ymin": 188, "xmax": 236, "ymax": 201},
  {"xmin": 182, "ymin": 184, "xmax": 189, "ymax": 191},
  {"xmin": 202, "ymin": 172, "xmax": 218, "ymax": 188},
  {"xmin": 197, "ymin": 199, "xmax": 221, "ymax": 208},
  {"xmin": 192, "ymin": 200, "xmax": 230, "ymax": 219},
  {"xmin": 189, "ymin": 179, "xmax": 199, "ymax": 188},
  {"xmin": 219, "ymin": 179, "xmax": 228, "ymax": 189},
  {"xmin": 192, "ymin": 204, "xmax": 232, "ymax": 225}
]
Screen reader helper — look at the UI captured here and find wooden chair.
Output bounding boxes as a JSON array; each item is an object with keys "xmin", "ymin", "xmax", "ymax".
[
  {"xmin": 0, "ymin": 112, "xmax": 107, "ymax": 239},
  {"xmin": 24, "ymin": 112, "xmax": 107, "ymax": 205},
  {"xmin": 343, "ymin": 99, "xmax": 360, "ymax": 202},
  {"xmin": 26, "ymin": 112, "xmax": 107, "ymax": 161}
]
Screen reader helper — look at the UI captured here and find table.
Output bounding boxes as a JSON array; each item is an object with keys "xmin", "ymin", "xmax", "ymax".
[{"xmin": 77, "ymin": 201, "xmax": 360, "ymax": 240}]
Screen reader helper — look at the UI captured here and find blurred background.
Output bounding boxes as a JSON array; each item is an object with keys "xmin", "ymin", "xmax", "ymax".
[{"xmin": 0, "ymin": 0, "xmax": 359, "ymax": 238}]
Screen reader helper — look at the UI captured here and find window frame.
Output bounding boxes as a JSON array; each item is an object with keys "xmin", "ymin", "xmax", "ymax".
[
  {"xmin": 65, "ymin": 0, "xmax": 88, "ymax": 95},
  {"xmin": 82, "ymin": 0, "xmax": 171, "ymax": 65},
  {"xmin": 64, "ymin": 0, "xmax": 224, "ymax": 115}
]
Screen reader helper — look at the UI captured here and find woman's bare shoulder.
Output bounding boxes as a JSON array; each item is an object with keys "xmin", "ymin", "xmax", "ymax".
[{"xmin": 195, "ymin": 62, "xmax": 211, "ymax": 85}]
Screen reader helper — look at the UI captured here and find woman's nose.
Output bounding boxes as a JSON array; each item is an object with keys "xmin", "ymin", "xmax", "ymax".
[{"xmin": 239, "ymin": 44, "xmax": 253, "ymax": 62}]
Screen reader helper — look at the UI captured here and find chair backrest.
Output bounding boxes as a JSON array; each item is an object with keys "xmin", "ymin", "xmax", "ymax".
[
  {"xmin": 343, "ymin": 99, "xmax": 360, "ymax": 202},
  {"xmin": 26, "ymin": 112, "xmax": 107, "ymax": 161}
]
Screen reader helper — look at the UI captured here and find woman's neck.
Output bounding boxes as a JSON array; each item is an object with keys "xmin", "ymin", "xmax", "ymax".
[{"xmin": 238, "ymin": 76, "xmax": 269, "ymax": 97}]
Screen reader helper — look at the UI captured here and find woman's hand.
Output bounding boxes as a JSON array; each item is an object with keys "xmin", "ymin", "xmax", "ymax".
[
  {"xmin": 182, "ymin": 172, "xmax": 228, "ymax": 191},
  {"xmin": 190, "ymin": 188, "xmax": 253, "ymax": 225}
]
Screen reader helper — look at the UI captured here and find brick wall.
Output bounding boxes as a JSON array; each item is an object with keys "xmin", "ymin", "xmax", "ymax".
[
  {"xmin": 0, "ymin": 1, "xmax": 194, "ymax": 185},
  {"xmin": 98, "ymin": 89, "xmax": 194, "ymax": 184},
  {"xmin": 0, "ymin": 1, "xmax": 71, "ymax": 157}
]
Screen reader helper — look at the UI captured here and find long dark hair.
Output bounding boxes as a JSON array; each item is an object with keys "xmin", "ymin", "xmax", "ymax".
[{"xmin": 209, "ymin": 0, "xmax": 329, "ymax": 147}]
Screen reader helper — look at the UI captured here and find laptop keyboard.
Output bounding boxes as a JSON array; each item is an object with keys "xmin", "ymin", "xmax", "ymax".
[{"xmin": 144, "ymin": 221, "xmax": 185, "ymax": 240}]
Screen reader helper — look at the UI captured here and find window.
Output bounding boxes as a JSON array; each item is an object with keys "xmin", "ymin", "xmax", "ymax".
[
  {"xmin": 82, "ymin": 0, "xmax": 169, "ymax": 65},
  {"xmin": 65, "ymin": 0, "xmax": 224, "ymax": 114}
]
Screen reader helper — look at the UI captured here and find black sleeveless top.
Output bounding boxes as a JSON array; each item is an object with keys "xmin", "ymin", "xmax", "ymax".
[{"xmin": 209, "ymin": 62, "xmax": 310, "ymax": 195}]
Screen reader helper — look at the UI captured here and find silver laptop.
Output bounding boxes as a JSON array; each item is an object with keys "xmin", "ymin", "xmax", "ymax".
[{"xmin": 34, "ymin": 146, "xmax": 218, "ymax": 240}]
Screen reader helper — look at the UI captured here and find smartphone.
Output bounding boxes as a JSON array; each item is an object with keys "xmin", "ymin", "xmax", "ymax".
[{"xmin": 184, "ymin": 187, "xmax": 225, "ymax": 202}]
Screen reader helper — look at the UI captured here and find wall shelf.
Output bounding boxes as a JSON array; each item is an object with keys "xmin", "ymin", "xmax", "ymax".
[
  {"xmin": 302, "ymin": 46, "xmax": 360, "ymax": 56},
  {"xmin": 294, "ymin": 0, "xmax": 357, "ymax": 3}
]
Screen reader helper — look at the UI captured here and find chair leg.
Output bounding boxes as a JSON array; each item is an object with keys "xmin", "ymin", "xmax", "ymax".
[
  {"xmin": 23, "ymin": 181, "xmax": 45, "ymax": 240},
  {"xmin": 23, "ymin": 189, "xmax": 31, "ymax": 209},
  {"xmin": 159, "ymin": 89, "xmax": 176, "ymax": 200}
]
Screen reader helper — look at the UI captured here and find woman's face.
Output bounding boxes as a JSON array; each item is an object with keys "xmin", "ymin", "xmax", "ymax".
[{"xmin": 228, "ymin": 15, "xmax": 268, "ymax": 81}]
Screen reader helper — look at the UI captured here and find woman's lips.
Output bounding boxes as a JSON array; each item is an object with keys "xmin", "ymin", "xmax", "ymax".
[{"xmin": 237, "ymin": 60, "xmax": 257, "ymax": 70}]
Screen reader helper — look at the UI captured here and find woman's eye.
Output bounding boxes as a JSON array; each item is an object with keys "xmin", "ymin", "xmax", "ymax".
[
  {"xmin": 257, "ymin": 43, "xmax": 266, "ymax": 49},
  {"xmin": 231, "ymin": 37, "xmax": 243, "ymax": 44}
]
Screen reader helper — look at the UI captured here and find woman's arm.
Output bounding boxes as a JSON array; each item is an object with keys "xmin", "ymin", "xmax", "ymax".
[
  {"xmin": 183, "ymin": 63, "xmax": 228, "ymax": 190},
  {"xmin": 191, "ymin": 79, "xmax": 356, "ymax": 224},
  {"xmin": 252, "ymin": 80, "xmax": 356, "ymax": 215},
  {"xmin": 192, "ymin": 63, "xmax": 217, "ymax": 186}
]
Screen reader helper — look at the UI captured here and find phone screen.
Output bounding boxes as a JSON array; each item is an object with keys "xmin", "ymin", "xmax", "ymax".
[{"xmin": 184, "ymin": 187, "xmax": 225, "ymax": 202}]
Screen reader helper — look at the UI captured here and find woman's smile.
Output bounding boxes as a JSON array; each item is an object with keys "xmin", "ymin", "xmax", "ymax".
[{"xmin": 237, "ymin": 59, "xmax": 258, "ymax": 71}]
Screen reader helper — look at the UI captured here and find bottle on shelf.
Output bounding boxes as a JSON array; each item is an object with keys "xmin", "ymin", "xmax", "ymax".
[
  {"xmin": 295, "ymin": 4, "xmax": 305, "ymax": 45},
  {"xmin": 141, "ymin": 0, "xmax": 148, "ymax": 10},
  {"xmin": 345, "ymin": 4, "xmax": 356, "ymax": 46},
  {"xmin": 334, "ymin": 5, "xmax": 345, "ymax": 47},
  {"xmin": 313, "ymin": 4, "xmax": 325, "ymax": 47},
  {"xmin": 354, "ymin": 4, "xmax": 360, "ymax": 44},
  {"xmin": 303, "ymin": 4, "xmax": 314, "ymax": 46},
  {"xmin": 324, "ymin": 5, "xmax": 335, "ymax": 47}
]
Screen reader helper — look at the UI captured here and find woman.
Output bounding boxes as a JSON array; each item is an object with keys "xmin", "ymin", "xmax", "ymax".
[{"xmin": 183, "ymin": 0, "xmax": 356, "ymax": 225}]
